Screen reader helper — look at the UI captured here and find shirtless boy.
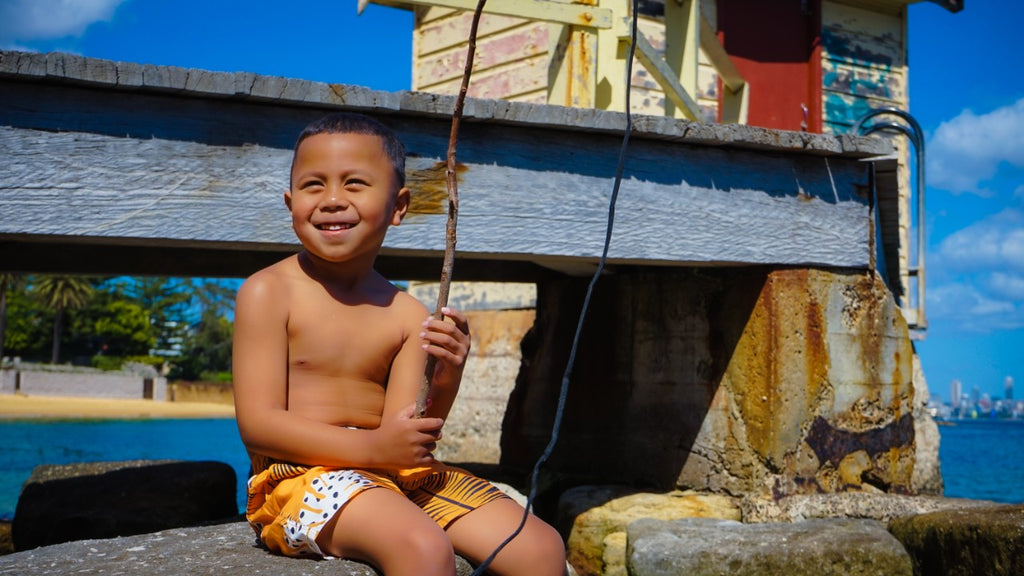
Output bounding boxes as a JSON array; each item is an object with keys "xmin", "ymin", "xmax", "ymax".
[{"xmin": 232, "ymin": 113, "xmax": 566, "ymax": 576}]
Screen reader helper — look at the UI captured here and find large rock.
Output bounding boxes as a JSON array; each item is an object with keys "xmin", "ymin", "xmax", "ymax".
[
  {"xmin": 627, "ymin": 517, "xmax": 913, "ymax": 576},
  {"xmin": 909, "ymin": 353, "xmax": 943, "ymax": 494},
  {"xmin": 558, "ymin": 486, "xmax": 740, "ymax": 576},
  {"xmin": 739, "ymin": 492, "xmax": 1000, "ymax": 523},
  {"xmin": 888, "ymin": 504, "xmax": 1024, "ymax": 576},
  {"xmin": 503, "ymin": 268, "xmax": 938, "ymax": 498},
  {"xmin": 13, "ymin": 460, "xmax": 237, "ymax": 551},
  {"xmin": 0, "ymin": 520, "xmax": 476, "ymax": 575}
]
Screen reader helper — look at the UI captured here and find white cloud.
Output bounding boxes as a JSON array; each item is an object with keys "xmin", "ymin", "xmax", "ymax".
[
  {"xmin": 927, "ymin": 98, "xmax": 1024, "ymax": 196},
  {"xmin": 0, "ymin": 0, "xmax": 128, "ymax": 45},
  {"xmin": 927, "ymin": 281, "xmax": 1023, "ymax": 332},
  {"xmin": 935, "ymin": 208, "xmax": 1024, "ymax": 273},
  {"xmin": 928, "ymin": 208, "xmax": 1024, "ymax": 332},
  {"xmin": 988, "ymin": 272, "xmax": 1024, "ymax": 300}
]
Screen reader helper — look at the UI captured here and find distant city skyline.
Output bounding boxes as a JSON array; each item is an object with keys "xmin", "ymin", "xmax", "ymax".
[{"xmin": 946, "ymin": 376, "xmax": 1015, "ymax": 405}]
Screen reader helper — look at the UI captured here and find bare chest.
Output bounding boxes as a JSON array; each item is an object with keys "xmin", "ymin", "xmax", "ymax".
[{"xmin": 286, "ymin": 303, "xmax": 406, "ymax": 384}]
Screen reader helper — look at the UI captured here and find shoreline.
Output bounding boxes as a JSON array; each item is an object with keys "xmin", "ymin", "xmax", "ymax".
[{"xmin": 0, "ymin": 394, "xmax": 235, "ymax": 420}]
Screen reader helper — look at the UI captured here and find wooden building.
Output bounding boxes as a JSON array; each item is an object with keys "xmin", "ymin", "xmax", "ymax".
[{"xmin": 371, "ymin": 0, "xmax": 963, "ymax": 329}]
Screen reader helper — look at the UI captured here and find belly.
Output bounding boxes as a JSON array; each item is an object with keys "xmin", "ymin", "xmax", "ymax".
[{"xmin": 286, "ymin": 373, "xmax": 386, "ymax": 429}]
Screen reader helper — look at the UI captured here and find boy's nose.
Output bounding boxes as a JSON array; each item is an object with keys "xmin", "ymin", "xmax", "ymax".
[{"xmin": 322, "ymin": 188, "xmax": 350, "ymax": 209}]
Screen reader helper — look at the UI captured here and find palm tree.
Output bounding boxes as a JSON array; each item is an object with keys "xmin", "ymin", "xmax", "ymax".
[
  {"xmin": 35, "ymin": 275, "xmax": 94, "ymax": 364},
  {"xmin": 0, "ymin": 273, "xmax": 25, "ymax": 364}
]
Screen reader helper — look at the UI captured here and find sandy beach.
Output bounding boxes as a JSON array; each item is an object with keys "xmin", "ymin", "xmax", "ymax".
[{"xmin": 0, "ymin": 395, "xmax": 235, "ymax": 420}]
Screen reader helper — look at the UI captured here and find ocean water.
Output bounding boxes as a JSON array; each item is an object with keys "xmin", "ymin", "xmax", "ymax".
[
  {"xmin": 937, "ymin": 419, "xmax": 1024, "ymax": 504},
  {"xmin": 0, "ymin": 417, "xmax": 1021, "ymax": 520},
  {"xmin": 0, "ymin": 418, "xmax": 250, "ymax": 520}
]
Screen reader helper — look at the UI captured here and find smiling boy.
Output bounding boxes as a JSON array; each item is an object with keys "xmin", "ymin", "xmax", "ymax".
[{"xmin": 232, "ymin": 113, "xmax": 566, "ymax": 576}]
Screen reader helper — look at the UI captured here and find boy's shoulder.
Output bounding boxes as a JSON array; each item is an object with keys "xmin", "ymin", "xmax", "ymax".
[
  {"xmin": 235, "ymin": 255, "xmax": 304, "ymax": 308},
  {"xmin": 240, "ymin": 255, "xmax": 301, "ymax": 289}
]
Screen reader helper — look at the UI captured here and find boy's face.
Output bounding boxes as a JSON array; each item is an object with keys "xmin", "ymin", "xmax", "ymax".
[{"xmin": 285, "ymin": 132, "xmax": 409, "ymax": 265}]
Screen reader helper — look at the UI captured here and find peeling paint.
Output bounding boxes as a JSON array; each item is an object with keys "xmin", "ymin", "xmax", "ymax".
[{"xmin": 405, "ymin": 161, "xmax": 466, "ymax": 218}]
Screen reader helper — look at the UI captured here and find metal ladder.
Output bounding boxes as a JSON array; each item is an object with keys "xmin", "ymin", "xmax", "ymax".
[{"xmin": 853, "ymin": 107, "xmax": 927, "ymax": 332}]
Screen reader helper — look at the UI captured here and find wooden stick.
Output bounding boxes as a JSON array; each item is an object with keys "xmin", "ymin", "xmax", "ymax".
[{"xmin": 416, "ymin": 0, "xmax": 488, "ymax": 417}]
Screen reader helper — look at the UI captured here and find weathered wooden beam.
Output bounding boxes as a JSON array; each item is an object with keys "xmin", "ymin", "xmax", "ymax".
[
  {"xmin": 365, "ymin": 0, "xmax": 614, "ymax": 29},
  {"xmin": 0, "ymin": 237, "xmax": 548, "ymax": 280},
  {"xmin": 0, "ymin": 51, "xmax": 890, "ymax": 279}
]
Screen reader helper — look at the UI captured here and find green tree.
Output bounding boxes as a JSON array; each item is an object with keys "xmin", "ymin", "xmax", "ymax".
[
  {"xmin": 2, "ymin": 278, "xmax": 50, "ymax": 361},
  {"xmin": 107, "ymin": 277, "xmax": 190, "ymax": 357},
  {"xmin": 92, "ymin": 300, "xmax": 156, "ymax": 356},
  {"xmin": 169, "ymin": 310, "xmax": 233, "ymax": 381},
  {"xmin": 0, "ymin": 273, "xmax": 26, "ymax": 363},
  {"xmin": 186, "ymin": 279, "xmax": 237, "ymax": 319},
  {"xmin": 35, "ymin": 275, "xmax": 94, "ymax": 364}
]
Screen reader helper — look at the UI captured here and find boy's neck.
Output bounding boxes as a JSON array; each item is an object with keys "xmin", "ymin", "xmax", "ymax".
[{"xmin": 297, "ymin": 250, "xmax": 380, "ymax": 294}]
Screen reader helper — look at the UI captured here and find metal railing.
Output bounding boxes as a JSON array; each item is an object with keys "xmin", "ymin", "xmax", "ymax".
[{"xmin": 853, "ymin": 107, "xmax": 927, "ymax": 331}]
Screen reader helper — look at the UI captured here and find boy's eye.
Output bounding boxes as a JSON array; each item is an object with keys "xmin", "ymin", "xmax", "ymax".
[{"xmin": 346, "ymin": 178, "xmax": 368, "ymax": 188}]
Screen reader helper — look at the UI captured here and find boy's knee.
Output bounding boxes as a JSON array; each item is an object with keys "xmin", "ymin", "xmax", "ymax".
[
  {"xmin": 524, "ymin": 518, "xmax": 565, "ymax": 569},
  {"xmin": 401, "ymin": 525, "xmax": 455, "ymax": 565}
]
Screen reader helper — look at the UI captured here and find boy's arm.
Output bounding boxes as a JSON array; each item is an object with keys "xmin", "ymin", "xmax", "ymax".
[
  {"xmin": 232, "ymin": 272, "xmax": 442, "ymax": 470},
  {"xmin": 381, "ymin": 301, "xmax": 471, "ymax": 423}
]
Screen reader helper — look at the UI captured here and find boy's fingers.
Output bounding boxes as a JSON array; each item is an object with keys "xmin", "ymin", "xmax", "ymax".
[
  {"xmin": 397, "ymin": 403, "xmax": 418, "ymax": 419},
  {"xmin": 441, "ymin": 307, "xmax": 470, "ymax": 335}
]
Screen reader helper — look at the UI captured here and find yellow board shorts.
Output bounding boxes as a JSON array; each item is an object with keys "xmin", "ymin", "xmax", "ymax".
[{"xmin": 246, "ymin": 459, "xmax": 509, "ymax": 558}]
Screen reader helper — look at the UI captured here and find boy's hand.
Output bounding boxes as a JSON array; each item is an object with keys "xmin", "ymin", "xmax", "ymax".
[
  {"xmin": 372, "ymin": 403, "xmax": 444, "ymax": 469},
  {"xmin": 421, "ymin": 306, "xmax": 471, "ymax": 384}
]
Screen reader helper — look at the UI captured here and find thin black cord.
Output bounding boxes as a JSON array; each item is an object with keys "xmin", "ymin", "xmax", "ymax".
[{"xmin": 469, "ymin": 2, "xmax": 639, "ymax": 573}]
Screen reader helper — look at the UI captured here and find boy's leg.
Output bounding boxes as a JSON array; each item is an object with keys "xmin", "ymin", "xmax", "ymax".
[
  {"xmin": 445, "ymin": 497, "xmax": 567, "ymax": 576},
  {"xmin": 317, "ymin": 487, "xmax": 457, "ymax": 576}
]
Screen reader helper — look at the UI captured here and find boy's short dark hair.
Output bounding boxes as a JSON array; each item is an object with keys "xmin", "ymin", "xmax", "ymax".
[{"xmin": 293, "ymin": 112, "xmax": 407, "ymax": 187}]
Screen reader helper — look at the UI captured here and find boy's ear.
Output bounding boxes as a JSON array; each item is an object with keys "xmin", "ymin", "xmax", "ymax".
[
  {"xmin": 391, "ymin": 187, "xmax": 410, "ymax": 226},
  {"xmin": 283, "ymin": 189, "xmax": 293, "ymax": 211}
]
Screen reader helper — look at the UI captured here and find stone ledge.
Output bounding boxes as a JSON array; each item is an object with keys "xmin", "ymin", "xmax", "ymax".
[
  {"xmin": 13, "ymin": 460, "xmax": 237, "ymax": 551},
  {"xmin": 0, "ymin": 520, "xmax": 475, "ymax": 576}
]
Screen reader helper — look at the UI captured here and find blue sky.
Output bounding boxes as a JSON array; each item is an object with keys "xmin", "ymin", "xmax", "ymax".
[{"xmin": 1, "ymin": 0, "xmax": 1021, "ymax": 404}]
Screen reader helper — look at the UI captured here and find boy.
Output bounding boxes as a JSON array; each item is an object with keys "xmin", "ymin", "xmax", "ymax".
[{"xmin": 232, "ymin": 112, "xmax": 566, "ymax": 576}]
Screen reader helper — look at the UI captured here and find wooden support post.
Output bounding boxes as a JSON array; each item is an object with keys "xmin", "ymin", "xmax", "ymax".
[
  {"xmin": 699, "ymin": 16, "xmax": 748, "ymax": 124},
  {"xmin": 594, "ymin": 0, "xmax": 629, "ymax": 112},
  {"xmin": 546, "ymin": 0, "xmax": 602, "ymax": 109},
  {"xmin": 630, "ymin": 31, "xmax": 702, "ymax": 121},
  {"xmin": 664, "ymin": 0, "xmax": 700, "ymax": 119}
]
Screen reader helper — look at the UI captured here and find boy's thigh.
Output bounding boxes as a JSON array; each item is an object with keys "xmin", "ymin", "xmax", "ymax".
[{"xmin": 316, "ymin": 486, "xmax": 451, "ymax": 562}]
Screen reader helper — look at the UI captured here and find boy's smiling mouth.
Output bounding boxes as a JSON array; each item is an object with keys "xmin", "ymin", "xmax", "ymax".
[{"xmin": 316, "ymin": 223, "xmax": 355, "ymax": 231}]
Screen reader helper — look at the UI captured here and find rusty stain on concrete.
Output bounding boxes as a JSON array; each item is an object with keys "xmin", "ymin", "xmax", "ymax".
[
  {"xmin": 731, "ymin": 269, "xmax": 831, "ymax": 470},
  {"xmin": 805, "ymin": 413, "xmax": 914, "ymax": 467},
  {"xmin": 405, "ymin": 161, "xmax": 467, "ymax": 217}
]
